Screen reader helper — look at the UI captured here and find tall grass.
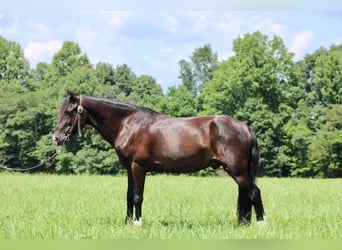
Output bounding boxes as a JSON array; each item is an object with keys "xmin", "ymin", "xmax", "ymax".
[{"xmin": 0, "ymin": 173, "xmax": 341, "ymax": 239}]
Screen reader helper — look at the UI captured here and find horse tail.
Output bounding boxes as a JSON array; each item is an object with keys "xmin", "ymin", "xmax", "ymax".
[{"xmin": 248, "ymin": 128, "xmax": 259, "ymax": 181}]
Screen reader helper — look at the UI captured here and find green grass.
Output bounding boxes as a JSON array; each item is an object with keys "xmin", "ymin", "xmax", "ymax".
[{"xmin": 0, "ymin": 173, "xmax": 341, "ymax": 239}]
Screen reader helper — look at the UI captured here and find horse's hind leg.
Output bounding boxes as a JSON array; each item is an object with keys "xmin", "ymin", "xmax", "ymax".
[
  {"xmin": 235, "ymin": 175, "xmax": 265, "ymax": 224},
  {"xmin": 233, "ymin": 173, "xmax": 254, "ymax": 224},
  {"xmin": 248, "ymin": 184, "xmax": 265, "ymax": 222}
]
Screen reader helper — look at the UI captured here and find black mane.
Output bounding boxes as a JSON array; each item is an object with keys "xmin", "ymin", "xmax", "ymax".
[{"xmin": 87, "ymin": 96, "xmax": 159, "ymax": 115}]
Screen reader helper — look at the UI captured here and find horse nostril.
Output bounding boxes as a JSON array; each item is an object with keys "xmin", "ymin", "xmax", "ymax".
[{"xmin": 53, "ymin": 133, "xmax": 58, "ymax": 143}]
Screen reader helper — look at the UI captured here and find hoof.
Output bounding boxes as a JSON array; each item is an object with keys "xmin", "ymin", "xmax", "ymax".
[
  {"xmin": 133, "ymin": 218, "xmax": 143, "ymax": 227},
  {"xmin": 257, "ymin": 215, "xmax": 268, "ymax": 228}
]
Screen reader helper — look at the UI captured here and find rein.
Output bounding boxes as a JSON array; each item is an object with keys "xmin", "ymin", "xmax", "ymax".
[
  {"xmin": 0, "ymin": 151, "xmax": 60, "ymax": 172},
  {"xmin": 0, "ymin": 95, "xmax": 95, "ymax": 172}
]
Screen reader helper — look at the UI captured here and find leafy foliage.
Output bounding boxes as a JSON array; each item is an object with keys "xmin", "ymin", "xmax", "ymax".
[
  {"xmin": 178, "ymin": 44, "xmax": 218, "ymax": 97},
  {"xmin": 0, "ymin": 34, "xmax": 341, "ymax": 177},
  {"xmin": 201, "ymin": 32, "xmax": 341, "ymax": 177}
]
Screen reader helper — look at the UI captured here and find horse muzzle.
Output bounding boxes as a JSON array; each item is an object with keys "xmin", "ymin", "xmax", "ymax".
[{"xmin": 53, "ymin": 132, "xmax": 70, "ymax": 146}]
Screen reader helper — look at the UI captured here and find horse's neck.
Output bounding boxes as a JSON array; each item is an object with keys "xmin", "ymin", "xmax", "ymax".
[{"xmin": 84, "ymin": 97, "xmax": 135, "ymax": 146}]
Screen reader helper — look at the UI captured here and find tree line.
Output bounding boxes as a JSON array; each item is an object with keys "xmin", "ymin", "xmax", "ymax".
[{"xmin": 0, "ymin": 32, "xmax": 341, "ymax": 177}]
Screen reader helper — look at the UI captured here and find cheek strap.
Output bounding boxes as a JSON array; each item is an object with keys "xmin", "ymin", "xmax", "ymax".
[
  {"xmin": 75, "ymin": 95, "xmax": 98, "ymax": 137},
  {"xmin": 77, "ymin": 95, "xmax": 84, "ymax": 136}
]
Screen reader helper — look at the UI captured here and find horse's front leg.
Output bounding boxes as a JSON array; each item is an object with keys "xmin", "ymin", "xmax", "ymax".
[
  {"xmin": 125, "ymin": 170, "xmax": 134, "ymax": 224},
  {"xmin": 131, "ymin": 162, "xmax": 146, "ymax": 226}
]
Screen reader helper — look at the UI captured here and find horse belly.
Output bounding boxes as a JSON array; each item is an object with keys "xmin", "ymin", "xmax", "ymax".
[
  {"xmin": 151, "ymin": 143, "xmax": 212, "ymax": 173},
  {"xmin": 147, "ymin": 118, "xmax": 213, "ymax": 172}
]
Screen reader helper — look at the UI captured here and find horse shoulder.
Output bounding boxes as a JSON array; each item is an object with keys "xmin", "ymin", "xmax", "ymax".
[{"xmin": 115, "ymin": 113, "xmax": 160, "ymax": 160}]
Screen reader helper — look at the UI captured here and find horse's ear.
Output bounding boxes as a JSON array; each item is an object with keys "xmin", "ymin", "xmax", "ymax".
[{"xmin": 66, "ymin": 90, "xmax": 79, "ymax": 103}]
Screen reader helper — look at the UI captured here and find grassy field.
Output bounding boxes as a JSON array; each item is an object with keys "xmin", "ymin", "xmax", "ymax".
[{"xmin": 0, "ymin": 173, "xmax": 341, "ymax": 239}]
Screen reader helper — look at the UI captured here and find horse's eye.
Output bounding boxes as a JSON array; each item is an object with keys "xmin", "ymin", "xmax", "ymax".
[{"xmin": 65, "ymin": 109, "xmax": 74, "ymax": 115}]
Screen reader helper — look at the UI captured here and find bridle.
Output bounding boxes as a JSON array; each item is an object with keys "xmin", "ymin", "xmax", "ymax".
[
  {"xmin": 65, "ymin": 95, "xmax": 97, "ymax": 141},
  {"xmin": 63, "ymin": 95, "xmax": 85, "ymax": 143}
]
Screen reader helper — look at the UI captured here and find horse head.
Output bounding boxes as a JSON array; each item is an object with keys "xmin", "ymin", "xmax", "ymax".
[{"xmin": 53, "ymin": 91, "xmax": 88, "ymax": 145}]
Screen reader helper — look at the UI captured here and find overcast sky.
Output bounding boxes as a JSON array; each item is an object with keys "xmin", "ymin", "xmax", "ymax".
[{"xmin": 1, "ymin": 1, "xmax": 342, "ymax": 90}]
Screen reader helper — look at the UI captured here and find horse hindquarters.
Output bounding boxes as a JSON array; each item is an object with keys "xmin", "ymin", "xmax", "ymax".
[{"xmin": 212, "ymin": 117, "xmax": 265, "ymax": 224}]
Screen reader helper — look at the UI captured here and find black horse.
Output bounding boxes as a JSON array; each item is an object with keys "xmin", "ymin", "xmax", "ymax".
[{"xmin": 53, "ymin": 92, "xmax": 266, "ymax": 226}]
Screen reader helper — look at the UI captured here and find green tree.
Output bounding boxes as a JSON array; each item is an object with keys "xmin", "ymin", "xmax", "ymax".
[
  {"xmin": 0, "ymin": 36, "xmax": 30, "ymax": 82},
  {"xmin": 285, "ymin": 45, "xmax": 342, "ymax": 177},
  {"xmin": 113, "ymin": 64, "xmax": 136, "ymax": 97},
  {"xmin": 178, "ymin": 59, "xmax": 195, "ymax": 96},
  {"xmin": 295, "ymin": 45, "xmax": 342, "ymax": 107},
  {"xmin": 129, "ymin": 75, "xmax": 164, "ymax": 109},
  {"xmin": 29, "ymin": 62, "xmax": 49, "ymax": 82},
  {"xmin": 282, "ymin": 101, "xmax": 321, "ymax": 177},
  {"xmin": 0, "ymin": 89, "xmax": 55, "ymax": 170},
  {"xmin": 202, "ymin": 32, "xmax": 295, "ymax": 115},
  {"xmin": 191, "ymin": 44, "xmax": 219, "ymax": 90},
  {"xmin": 312, "ymin": 51, "xmax": 342, "ymax": 105},
  {"xmin": 95, "ymin": 62, "xmax": 116, "ymax": 86},
  {"xmin": 160, "ymin": 85, "xmax": 198, "ymax": 117},
  {"xmin": 307, "ymin": 105, "xmax": 342, "ymax": 177},
  {"xmin": 178, "ymin": 44, "xmax": 218, "ymax": 96},
  {"xmin": 52, "ymin": 41, "xmax": 90, "ymax": 78},
  {"xmin": 202, "ymin": 32, "xmax": 295, "ymax": 176}
]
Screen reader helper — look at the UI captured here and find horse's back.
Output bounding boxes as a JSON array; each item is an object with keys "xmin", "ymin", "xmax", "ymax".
[
  {"xmin": 149, "ymin": 114, "xmax": 251, "ymax": 154},
  {"xmin": 147, "ymin": 115, "xmax": 214, "ymax": 166}
]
